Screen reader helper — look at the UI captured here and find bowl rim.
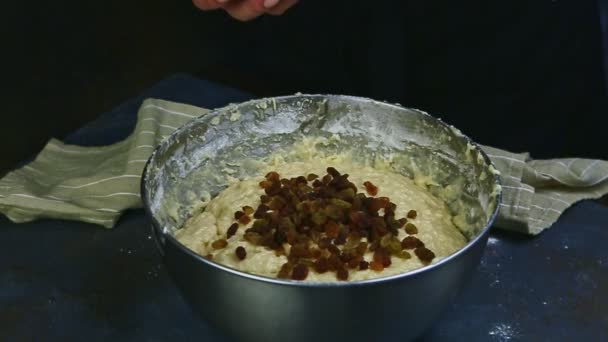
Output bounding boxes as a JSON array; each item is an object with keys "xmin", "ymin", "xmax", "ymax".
[{"xmin": 140, "ymin": 94, "xmax": 503, "ymax": 288}]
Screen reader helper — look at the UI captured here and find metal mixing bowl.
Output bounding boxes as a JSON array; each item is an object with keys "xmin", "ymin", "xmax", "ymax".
[{"xmin": 141, "ymin": 95, "xmax": 501, "ymax": 342}]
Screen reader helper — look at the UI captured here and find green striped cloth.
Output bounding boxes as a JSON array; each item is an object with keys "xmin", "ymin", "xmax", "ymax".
[{"xmin": 0, "ymin": 98, "xmax": 606, "ymax": 234}]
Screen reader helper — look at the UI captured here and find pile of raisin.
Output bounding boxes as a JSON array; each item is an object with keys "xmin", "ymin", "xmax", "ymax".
[{"xmin": 210, "ymin": 167, "xmax": 435, "ymax": 281}]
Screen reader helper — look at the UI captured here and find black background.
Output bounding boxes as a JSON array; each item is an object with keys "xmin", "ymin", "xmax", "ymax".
[{"xmin": 3, "ymin": 0, "xmax": 607, "ymax": 172}]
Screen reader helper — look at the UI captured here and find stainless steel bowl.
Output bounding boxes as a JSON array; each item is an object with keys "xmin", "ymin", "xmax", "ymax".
[{"xmin": 141, "ymin": 95, "xmax": 501, "ymax": 342}]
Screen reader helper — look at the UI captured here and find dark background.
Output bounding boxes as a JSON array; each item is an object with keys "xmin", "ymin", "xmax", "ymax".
[{"xmin": 3, "ymin": 0, "xmax": 607, "ymax": 173}]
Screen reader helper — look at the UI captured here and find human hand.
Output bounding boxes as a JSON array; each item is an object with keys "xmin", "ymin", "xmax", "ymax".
[{"xmin": 193, "ymin": 0, "xmax": 299, "ymax": 21}]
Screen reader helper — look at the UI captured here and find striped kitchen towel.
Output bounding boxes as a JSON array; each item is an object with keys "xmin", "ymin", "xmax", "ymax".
[{"xmin": 0, "ymin": 98, "xmax": 606, "ymax": 234}]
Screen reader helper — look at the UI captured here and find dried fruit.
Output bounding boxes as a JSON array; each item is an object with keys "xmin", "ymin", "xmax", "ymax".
[
  {"xmin": 291, "ymin": 264, "xmax": 309, "ymax": 280},
  {"xmin": 244, "ymin": 232, "xmax": 262, "ymax": 244},
  {"xmin": 290, "ymin": 243, "xmax": 311, "ymax": 259},
  {"xmin": 326, "ymin": 167, "xmax": 340, "ymax": 177},
  {"xmin": 228, "ymin": 167, "xmax": 433, "ymax": 280},
  {"xmin": 325, "ymin": 221, "xmax": 339, "ymax": 238},
  {"xmin": 373, "ymin": 248, "xmax": 392, "ymax": 267},
  {"xmin": 407, "ymin": 210, "xmax": 417, "ymax": 219},
  {"xmin": 401, "ymin": 236, "xmax": 424, "ymax": 249},
  {"xmin": 227, "ymin": 223, "xmax": 239, "ymax": 239},
  {"xmin": 266, "ymin": 171, "xmax": 280, "ymax": 182},
  {"xmin": 356, "ymin": 242, "xmax": 368, "ymax": 255},
  {"xmin": 363, "ymin": 181, "xmax": 378, "ymax": 196},
  {"xmin": 415, "ymin": 247, "xmax": 435, "ymax": 264},
  {"xmin": 211, "ymin": 239, "xmax": 227, "ymax": 249},
  {"xmin": 307, "ymin": 173, "xmax": 319, "ymax": 181},
  {"xmin": 336, "ymin": 267, "xmax": 349, "ymax": 281},
  {"xmin": 359, "ymin": 260, "xmax": 369, "ymax": 270},
  {"xmin": 278, "ymin": 262, "xmax": 294, "ymax": 279},
  {"xmin": 235, "ymin": 246, "xmax": 247, "ymax": 260},
  {"xmin": 327, "ymin": 244, "xmax": 341, "ymax": 255},
  {"xmin": 238, "ymin": 214, "xmax": 252, "ymax": 225},
  {"xmin": 405, "ymin": 223, "xmax": 418, "ymax": 235},
  {"xmin": 369, "ymin": 260, "xmax": 384, "ymax": 272},
  {"xmin": 318, "ymin": 237, "xmax": 332, "ymax": 249},
  {"xmin": 254, "ymin": 204, "xmax": 269, "ymax": 219},
  {"xmin": 396, "ymin": 250, "xmax": 412, "ymax": 259},
  {"xmin": 314, "ymin": 257, "xmax": 329, "ymax": 273}
]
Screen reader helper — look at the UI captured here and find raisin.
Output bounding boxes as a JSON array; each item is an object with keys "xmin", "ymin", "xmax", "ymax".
[
  {"xmin": 234, "ymin": 211, "xmax": 245, "ymax": 220},
  {"xmin": 290, "ymin": 243, "xmax": 311, "ymax": 258},
  {"xmin": 235, "ymin": 246, "xmax": 247, "ymax": 260},
  {"xmin": 359, "ymin": 260, "xmax": 369, "ymax": 270},
  {"xmin": 407, "ymin": 210, "xmax": 417, "ymax": 219},
  {"xmin": 373, "ymin": 248, "xmax": 392, "ymax": 267},
  {"xmin": 314, "ymin": 257, "xmax": 329, "ymax": 273},
  {"xmin": 254, "ymin": 205, "xmax": 269, "ymax": 219},
  {"xmin": 327, "ymin": 254, "xmax": 343, "ymax": 270},
  {"xmin": 274, "ymin": 230, "xmax": 287, "ymax": 245},
  {"xmin": 326, "ymin": 167, "xmax": 341, "ymax": 177},
  {"xmin": 369, "ymin": 197, "xmax": 390, "ymax": 212},
  {"xmin": 356, "ymin": 242, "xmax": 368, "ymax": 255},
  {"xmin": 244, "ymin": 232, "xmax": 262, "ymax": 244},
  {"xmin": 363, "ymin": 181, "xmax": 378, "ymax": 196},
  {"xmin": 268, "ymin": 197, "xmax": 286, "ymax": 210},
  {"xmin": 415, "ymin": 247, "xmax": 435, "ymax": 264},
  {"xmin": 327, "ymin": 244, "xmax": 341, "ymax": 255},
  {"xmin": 369, "ymin": 260, "xmax": 384, "ymax": 272},
  {"xmin": 260, "ymin": 195, "xmax": 271, "ymax": 204},
  {"xmin": 385, "ymin": 202, "xmax": 397, "ymax": 215},
  {"xmin": 266, "ymin": 171, "xmax": 280, "ymax": 182},
  {"xmin": 211, "ymin": 239, "xmax": 227, "ymax": 249},
  {"xmin": 396, "ymin": 250, "xmax": 412, "ymax": 259},
  {"xmin": 322, "ymin": 174, "xmax": 332, "ymax": 185},
  {"xmin": 238, "ymin": 214, "xmax": 251, "ymax": 225},
  {"xmin": 329, "ymin": 198, "xmax": 352, "ymax": 209},
  {"xmin": 318, "ymin": 237, "xmax": 332, "ymax": 249},
  {"xmin": 274, "ymin": 246, "xmax": 286, "ymax": 256},
  {"xmin": 226, "ymin": 223, "xmax": 239, "ymax": 239},
  {"xmin": 337, "ymin": 188, "xmax": 355, "ymax": 201},
  {"xmin": 265, "ymin": 182, "xmax": 282, "ymax": 196},
  {"xmin": 369, "ymin": 241, "xmax": 380, "ymax": 252},
  {"xmin": 325, "ymin": 221, "xmax": 339, "ymax": 238},
  {"xmin": 336, "ymin": 267, "xmax": 349, "ymax": 281},
  {"xmin": 291, "ymin": 264, "xmax": 309, "ymax": 280},
  {"xmin": 311, "ymin": 247, "xmax": 322, "ymax": 258},
  {"xmin": 242, "ymin": 206, "xmax": 254, "ymax": 215},
  {"xmin": 347, "ymin": 256, "xmax": 362, "ymax": 269},
  {"xmin": 259, "ymin": 180, "xmax": 272, "ymax": 189},
  {"xmin": 387, "ymin": 238, "xmax": 403, "ymax": 254},
  {"xmin": 325, "ymin": 204, "xmax": 344, "ymax": 220},
  {"xmin": 277, "ymin": 262, "xmax": 293, "ymax": 279},
  {"xmin": 333, "ymin": 233, "xmax": 347, "ymax": 246},
  {"xmin": 311, "ymin": 211, "xmax": 327, "ymax": 225},
  {"xmin": 401, "ymin": 236, "xmax": 424, "ymax": 249},
  {"xmin": 405, "ymin": 223, "xmax": 418, "ymax": 235},
  {"xmin": 307, "ymin": 173, "xmax": 319, "ymax": 181}
]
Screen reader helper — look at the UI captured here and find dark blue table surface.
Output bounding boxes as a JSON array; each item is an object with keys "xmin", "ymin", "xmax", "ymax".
[{"xmin": 1, "ymin": 74, "xmax": 607, "ymax": 342}]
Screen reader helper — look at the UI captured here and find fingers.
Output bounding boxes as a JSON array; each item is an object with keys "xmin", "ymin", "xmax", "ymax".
[
  {"xmin": 223, "ymin": 0, "xmax": 267, "ymax": 21},
  {"xmin": 193, "ymin": 0, "xmax": 298, "ymax": 21},
  {"xmin": 266, "ymin": 0, "xmax": 298, "ymax": 16},
  {"xmin": 192, "ymin": 0, "xmax": 224, "ymax": 11}
]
